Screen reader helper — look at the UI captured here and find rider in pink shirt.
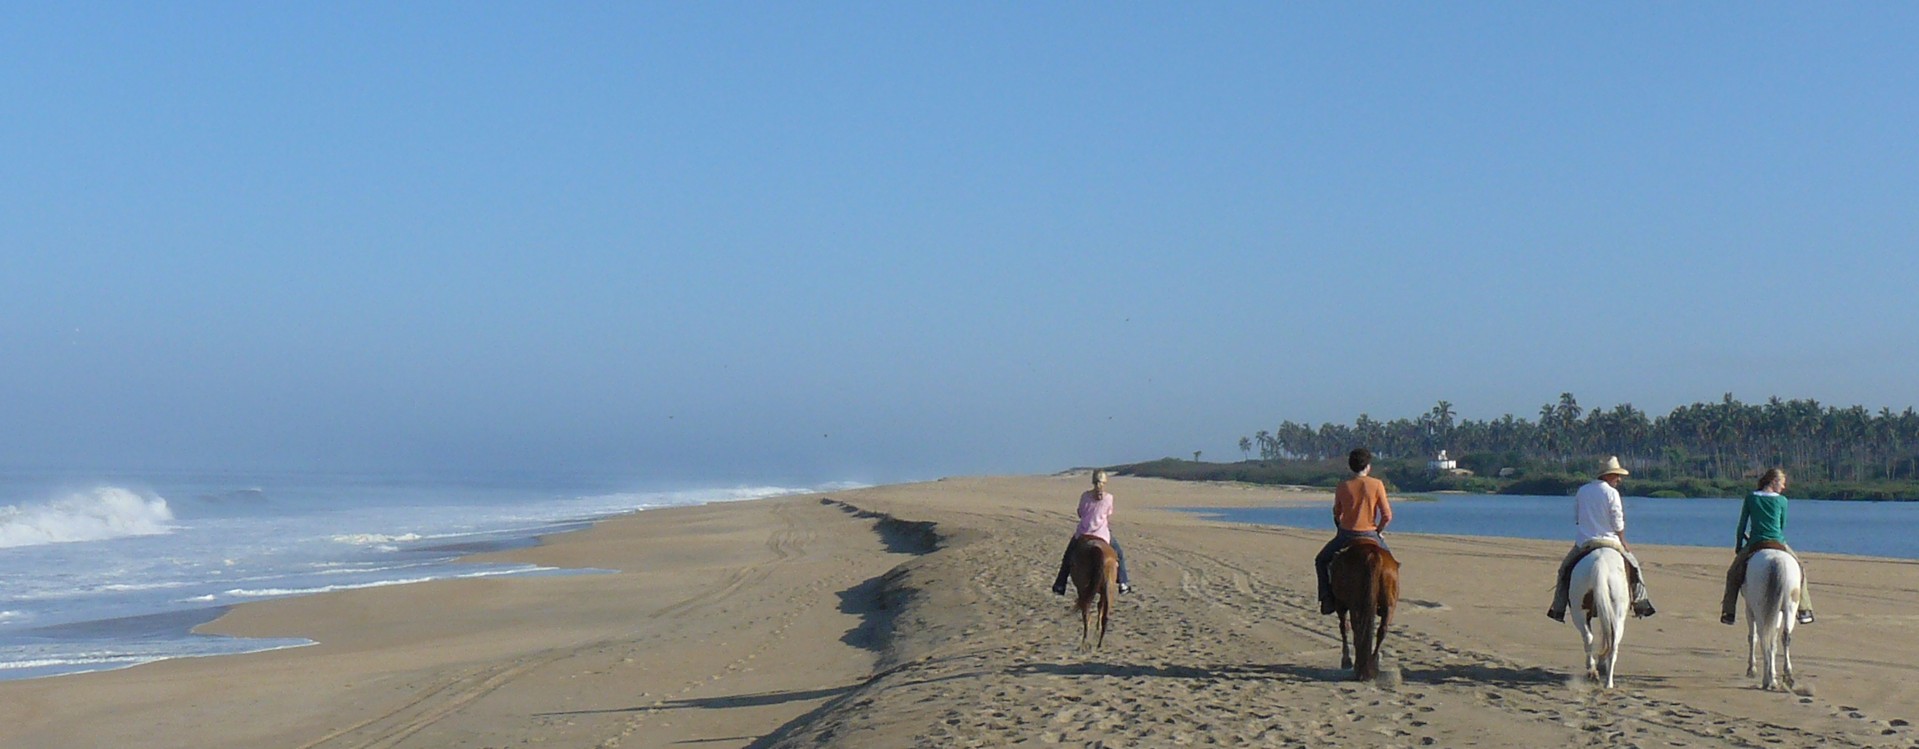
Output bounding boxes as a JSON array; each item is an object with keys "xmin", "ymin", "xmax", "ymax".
[
  {"xmin": 1051, "ymin": 470, "xmax": 1133, "ymax": 595},
  {"xmin": 1075, "ymin": 487, "xmax": 1114, "ymax": 541}
]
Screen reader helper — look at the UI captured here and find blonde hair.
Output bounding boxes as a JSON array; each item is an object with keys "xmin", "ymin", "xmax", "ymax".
[
  {"xmin": 1757, "ymin": 468, "xmax": 1787, "ymax": 492},
  {"xmin": 1092, "ymin": 470, "xmax": 1109, "ymax": 486}
]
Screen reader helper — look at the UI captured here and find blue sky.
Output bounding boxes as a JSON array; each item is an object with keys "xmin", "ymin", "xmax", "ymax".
[{"xmin": 3, "ymin": 4, "xmax": 1916, "ymax": 483}]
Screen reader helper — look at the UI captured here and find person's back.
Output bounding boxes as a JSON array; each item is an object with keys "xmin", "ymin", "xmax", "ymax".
[
  {"xmin": 1737, "ymin": 490, "xmax": 1787, "ymax": 549},
  {"xmin": 1572, "ymin": 478, "xmax": 1624, "ymax": 546},
  {"xmin": 1075, "ymin": 488, "xmax": 1114, "ymax": 542},
  {"xmin": 1334, "ymin": 475, "xmax": 1390, "ymax": 533}
]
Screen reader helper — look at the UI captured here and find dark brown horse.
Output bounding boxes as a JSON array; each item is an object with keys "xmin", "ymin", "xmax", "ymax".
[
  {"xmin": 1328, "ymin": 538, "xmax": 1400, "ymax": 680},
  {"xmin": 1068, "ymin": 535, "xmax": 1119, "ymax": 651}
]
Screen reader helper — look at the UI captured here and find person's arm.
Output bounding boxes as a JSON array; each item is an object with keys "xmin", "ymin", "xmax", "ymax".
[
  {"xmin": 1609, "ymin": 486, "xmax": 1629, "ymax": 550},
  {"xmin": 1734, "ymin": 498, "xmax": 1752, "ymax": 550},
  {"xmin": 1375, "ymin": 483, "xmax": 1393, "ymax": 534},
  {"xmin": 1331, "ymin": 482, "xmax": 1347, "ymax": 529}
]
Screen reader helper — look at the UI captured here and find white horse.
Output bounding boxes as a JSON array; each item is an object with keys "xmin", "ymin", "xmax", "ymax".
[
  {"xmin": 1742, "ymin": 548, "xmax": 1802, "ymax": 690},
  {"xmin": 1569, "ymin": 546, "xmax": 1629, "ymax": 689}
]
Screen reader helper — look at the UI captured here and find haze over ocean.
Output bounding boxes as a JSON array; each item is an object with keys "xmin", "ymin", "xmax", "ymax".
[{"xmin": 5, "ymin": 5, "xmax": 1917, "ymax": 484}]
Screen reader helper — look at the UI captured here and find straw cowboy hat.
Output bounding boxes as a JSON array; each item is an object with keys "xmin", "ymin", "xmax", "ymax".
[{"xmin": 1598, "ymin": 456, "xmax": 1631, "ymax": 478}]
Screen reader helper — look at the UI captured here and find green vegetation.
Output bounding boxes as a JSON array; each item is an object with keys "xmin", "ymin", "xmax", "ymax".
[
  {"xmin": 1123, "ymin": 392, "xmax": 1919, "ymax": 500},
  {"xmin": 1113, "ymin": 457, "xmax": 1919, "ymax": 500}
]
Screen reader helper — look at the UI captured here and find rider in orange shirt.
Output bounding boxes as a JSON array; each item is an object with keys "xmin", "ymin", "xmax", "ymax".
[{"xmin": 1314, "ymin": 448, "xmax": 1392, "ymax": 614}]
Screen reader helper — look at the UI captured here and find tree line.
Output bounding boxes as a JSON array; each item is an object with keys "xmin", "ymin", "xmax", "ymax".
[{"xmin": 1246, "ymin": 393, "xmax": 1919, "ymax": 483}]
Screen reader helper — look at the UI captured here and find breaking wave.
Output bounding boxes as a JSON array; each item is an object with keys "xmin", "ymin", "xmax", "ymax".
[{"xmin": 0, "ymin": 487, "xmax": 175, "ymax": 549}]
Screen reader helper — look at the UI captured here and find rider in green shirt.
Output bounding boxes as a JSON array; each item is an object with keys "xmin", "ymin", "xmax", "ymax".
[{"xmin": 1719, "ymin": 468, "xmax": 1815, "ymax": 625}]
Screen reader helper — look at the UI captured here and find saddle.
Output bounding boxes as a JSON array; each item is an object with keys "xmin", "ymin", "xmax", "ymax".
[
  {"xmin": 1746, "ymin": 540, "xmax": 1789, "ymax": 554},
  {"xmin": 1343, "ymin": 537, "xmax": 1383, "ymax": 552},
  {"xmin": 1563, "ymin": 541, "xmax": 1642, "ymax": 590}
]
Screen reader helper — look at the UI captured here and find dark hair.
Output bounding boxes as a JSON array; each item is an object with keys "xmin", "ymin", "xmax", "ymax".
[
  {"xmin": 1348, "ymin": 448, "xmax": 1372, "ymax": 473},
  {"xmin": 1757, "ymin": 468, "xmax": 1786, "ymax": 491}
]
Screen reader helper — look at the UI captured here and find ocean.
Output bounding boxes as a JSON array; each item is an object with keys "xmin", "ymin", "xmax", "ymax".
[
  {"xmin": 0, "ymin": 470, "xmax": 853, "ymax": 681},
  {"xmin": 1197, "ymin": 493, "xmax": 1919, "ymax": 560}
]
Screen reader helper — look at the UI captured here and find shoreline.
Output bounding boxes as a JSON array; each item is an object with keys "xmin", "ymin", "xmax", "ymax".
[
  {"xmin": 2, "ymin": 474, "xmax": 1914, "ymax": 748},
  {"xmin": 0, "ymin": 482, "xmax": 834, "ymax": 683}
]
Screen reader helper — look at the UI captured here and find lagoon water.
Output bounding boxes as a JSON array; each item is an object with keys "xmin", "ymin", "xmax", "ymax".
[
  {"xmin": 1197, "ymin": 494, "xmax": 1919, "ymax": 560},
  {"xmin": 0, "ymin": 471, "xmax": 853, "ymax": 680}
]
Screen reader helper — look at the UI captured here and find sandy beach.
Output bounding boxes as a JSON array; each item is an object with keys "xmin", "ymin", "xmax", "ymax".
[{"xmin": 3, "ymin": 474, "xmax": 1916, "ymax": 748}]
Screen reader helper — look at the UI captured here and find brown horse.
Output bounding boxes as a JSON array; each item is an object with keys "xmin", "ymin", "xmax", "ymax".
[
  {"xmin": 1328, "ymin": 538, "xmax": 1400, "ymax": 680},
  {"xmin": 1068, "ymin": 535, "xmax": 1119, "ymax": 651}
]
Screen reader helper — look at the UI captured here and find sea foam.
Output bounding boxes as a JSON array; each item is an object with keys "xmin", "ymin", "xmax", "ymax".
[{"xmin": 0, "ymin": 487, "xmax": 174, "ymax": 548}]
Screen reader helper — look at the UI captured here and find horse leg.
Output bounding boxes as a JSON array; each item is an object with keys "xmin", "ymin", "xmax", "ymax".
[
  {"xmin": 1079, "ymin": 600, "xmax": 1092, "ymax": 652},
  {"xmin": 1574, "ymin": 615, "xmax": 1597, "ymax": 682},
  {"xmin": 1745, "ymin": 609, "xmax": 1759, "ymax": 678},
  {"xmin": 1780, "ymin": 613, "xmax": 1795, "ymax": 689},
  {"xmin": 1096, "ymin": 562, "xmax": 1114, "ymax": 650},
  {"xmin": 1758, "ymin": 613, "xmax": 1779, "ymax": 690},
  {"xmin": 1602, "ymin": 611, "xmax": 1622, "ymax": 690},
  {"xmin": 1338, "ymin": 610, "xmax": 1353, "ymax": 671},
  {"xmin": 1373, "ymin": 603, "xmax": 1392, "ymax": 677}
]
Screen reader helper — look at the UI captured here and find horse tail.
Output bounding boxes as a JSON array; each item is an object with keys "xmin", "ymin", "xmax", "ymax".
[
  {"xmin": 1072, "ymin": 540, "xmax": 1099, "ymax": 616},
  {"xmin": 1351, "ymin": 547, "xmax": 1380, "ymax": 680},
  {"xmin": 1588, "ymin": 550, "xmax": 1626, "ymax": 659},
  {"xmin": 1097, "ymin": 546, "xmax": 1118, "ymax": 648},
  {"xmin": 1755, "ymin": 556, "xmax": 1777, "ymax": 614},
  {"xmin": 1751, "ymin": 552, "xmax": 1787, "ymax": 633}
]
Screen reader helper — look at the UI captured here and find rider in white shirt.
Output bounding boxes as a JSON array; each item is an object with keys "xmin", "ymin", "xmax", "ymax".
[{"xmin": 1547, "ymin": 456, "xmax": 1657, "ymax": 621}]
